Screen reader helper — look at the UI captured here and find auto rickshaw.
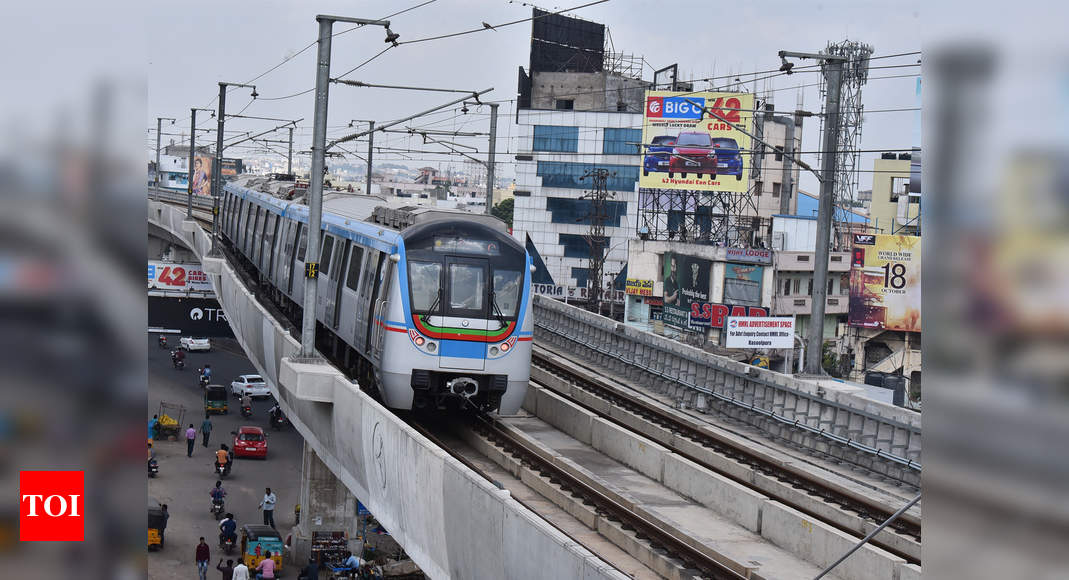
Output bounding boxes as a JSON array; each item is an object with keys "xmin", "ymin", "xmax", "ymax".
[
  {"xmin": 240, "ymin": 524, "xmax": 283, "ymax": 574},
  {"xmin": 204, "ymin": 385, "xmax": 228, "ymax": 415},
  {"xmin": 148, "ymin": 499, "xmax": 166, "ymax": 551}
]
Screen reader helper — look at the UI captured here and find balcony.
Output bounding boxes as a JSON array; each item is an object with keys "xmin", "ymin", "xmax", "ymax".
[
  {"xmin": 775, "ymin": 251, "xmax": 852, "ymax": 272},
  {"xmin": 772, "ymin": 294, "xmax": 848, "ymax": 315}
]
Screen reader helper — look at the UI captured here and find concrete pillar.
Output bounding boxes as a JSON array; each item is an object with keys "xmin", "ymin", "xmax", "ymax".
[{"xmin": 291, "ymin": 441, "xmax": 362, "ymax": 565}]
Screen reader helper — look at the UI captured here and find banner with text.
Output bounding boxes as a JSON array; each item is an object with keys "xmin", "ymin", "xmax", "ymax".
[
  {"xmin": 724, "ymin": 316, "xmax": 795, "ymax": 349},
  {"xmin": 640, "ymin": 90, "xmax": 754, "ymax": 193},
  {"xmin": 848, "ymin": 234, "xmax": 921, "ymax": 331},
  {"xmin": 148, "ymin": 261, "xmax": 213, "ymax": 292},
  {"xmin": 662, "ymin": 251, "xmax": 711, "ymax": 329}
]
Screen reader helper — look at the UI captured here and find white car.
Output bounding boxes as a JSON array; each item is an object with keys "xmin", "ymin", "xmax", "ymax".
[
  {"xmin": 230, "ymin": 374, "xmax": 270, "ymax": 398},
  {"xmin": 179, "ymin": 336, "xmax": 212, "ymax": 352}
]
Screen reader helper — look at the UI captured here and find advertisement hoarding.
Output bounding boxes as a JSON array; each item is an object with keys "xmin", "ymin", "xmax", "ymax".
[
  {"xmin": 724, "ymin": 316, "xmax": 795, "ymax": 349},
  {"xmin": 625, "ymin": 278, "xmax": 654, "ymax": 296},
  {"xmin": 220, "ymin": 158, "xmax": 243, "ymax": 177},
  {"xmin": 148, "ymin": 261, "xmax": 213, "ymax": 292},
  {"xmin": 640, "ymin": 90, "xmax": 754, "ymax": 193},
  {"xmin": 723, "ymin": 262, "xmax": 764, "ymax": 306},
  {"xmin": 192, "ymin": 156, "xmax": 212, "ymax": 195},
  {"xmin": 848, "ymin": 234, "xmax": 921, "ymax": 331},
  {"xmin": 662, "ymin": 251, "xmax": 711, "ymax": 329}
]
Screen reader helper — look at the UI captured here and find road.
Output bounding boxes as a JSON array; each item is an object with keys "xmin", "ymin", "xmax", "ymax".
[{"xmin": 148, "ymin": 335, "xmax": 305, "ymax": 579}]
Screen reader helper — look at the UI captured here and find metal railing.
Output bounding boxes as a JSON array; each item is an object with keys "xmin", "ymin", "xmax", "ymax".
[
  {"xmin": 532, "ymin": 295, "xmax": 921, "ymax": 481},
  {"xmin": 148, "ymin": 188, "xmax": 214, "ymax": 210}
]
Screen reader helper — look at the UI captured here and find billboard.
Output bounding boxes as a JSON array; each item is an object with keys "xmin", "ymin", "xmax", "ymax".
[
  {"xmin": 625, "ymin": 278, "xmax": 654, "ymax": 296},
  {"xmin": 848, "ymin": 234, "xmax": 921, "ymax": 331},
  {"xmin": 192, "ymin": 155, "xmax": 212, "ymax": 196},
  {"xmin": 723, "ymin": 262, "xmax": 764, "ymax": 306},
  {"xmin": 640, "ymin": 90, "xmax": 754, "ymax": 193},
  {"xmin": 724, "ymin": 316, "xmax": 795, "ymax": 349},
  {"xmin": 662, "ymin": 251, "xmax": 711, "ymax": 329},
  {"xmin": 148, "ymin": 261, "xmax": 213, "ymax": 292},
  {"xmin": 220, "ymin": 158, "xmax": 243, "ymax": 177}
]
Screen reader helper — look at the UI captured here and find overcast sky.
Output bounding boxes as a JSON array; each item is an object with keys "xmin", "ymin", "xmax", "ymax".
[{"xmin": 147, "ymin": 0, "xmax": 922, "ymax": 193}]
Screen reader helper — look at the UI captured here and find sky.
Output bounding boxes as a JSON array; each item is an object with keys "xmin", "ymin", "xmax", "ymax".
[{"xmin": 146, "ymin": 0, "xmax": 923, "ymax": 193}]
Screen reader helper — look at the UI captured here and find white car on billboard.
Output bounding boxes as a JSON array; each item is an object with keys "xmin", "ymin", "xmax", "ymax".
[
  {"xmin": 179, "ymin": 336, "xmax": 212, "ymax": 352},
  {"xmin": 230, "ymin": 375, "xmax": 270, "ymax": 398}
]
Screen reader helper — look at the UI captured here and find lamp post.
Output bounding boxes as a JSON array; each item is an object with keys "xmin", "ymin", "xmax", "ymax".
[{"xmin": 214, "ymin": 82, "xmax": 257, "ymax": 254}]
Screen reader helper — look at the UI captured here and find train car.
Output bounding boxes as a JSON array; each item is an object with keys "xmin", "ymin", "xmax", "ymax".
[{"xmin": 219, "ymin": 177, "xmax": 532, "ymax": 414}]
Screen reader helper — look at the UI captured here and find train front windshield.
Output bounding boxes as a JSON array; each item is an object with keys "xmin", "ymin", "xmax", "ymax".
[{"xmin": 405, "ymin": 227, "xmax": 525, "ymax": 322}]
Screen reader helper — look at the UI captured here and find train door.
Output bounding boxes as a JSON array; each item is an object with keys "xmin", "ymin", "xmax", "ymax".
[
  {"xmin": 353, "ymin": 249, "xmax": 380, "ymax": 353},
  {"xmin": 316, "ymin": 236, "xmax": 335, "ymax": 321},
  {"xmin": 328, "ymin": 241, "xmax": 350, "ymax": 330},
  {"xmin": 364, "ymin": 252, "xmax": 388, "ymax": 359},
  {"xmin": 291, "ymin": 224, "xmax": 308, "ymax": 304},
  {"xmin": 338, "ymin": 246, "xmax": 364, "ymax": 347},
  {"xmin": 368, "ymin": 254, "xmax": 393, "ymax": 361},
  {"xmin": 440, "ymin": 256, "xmax": 488, "ymax": 371}
]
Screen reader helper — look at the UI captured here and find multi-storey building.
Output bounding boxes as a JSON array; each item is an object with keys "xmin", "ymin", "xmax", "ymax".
[{"xmin": 867, "ymin": 153, "xmax": 919, "ymax": 235}]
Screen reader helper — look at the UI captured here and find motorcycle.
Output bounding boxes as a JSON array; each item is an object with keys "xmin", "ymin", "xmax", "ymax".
[
  {"xmin": 198, "ymin": 371, "xmax": 210, "ymax": 388},
  {"xmin": 211, "ymin": 498, "xmax": 225, "ymax": 518},
  {"xmin": 158, "ymin": 336, "xmax": 168, "ymax": 349},
  {"xmin": 215, "ymin": 461, "xmax": 231, "ymax": 478},
  {"xmin": 240, "ymin": 404, "xmax": 252, "ymax": 418},
  {"xmin": 148, "ymin": 458, "xmax": 159, "ymax": 478},
  {"xmin": 220, "ymin": 535, "xmax": 235, "ymax": 555},
  {"xmin": 270, "ymin": 411, "xmax": 286, "ymax": 431},
  {"xmin": 171, "ymin": 351, "xmax": 185, "ymax": 370}
]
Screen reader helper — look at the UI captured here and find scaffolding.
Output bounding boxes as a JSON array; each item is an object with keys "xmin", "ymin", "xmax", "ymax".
[{"xmin": 818, "ymin": 40, "xmax": 874, "ymax": 249}]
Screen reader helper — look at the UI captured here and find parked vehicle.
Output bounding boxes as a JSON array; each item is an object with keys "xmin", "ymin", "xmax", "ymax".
[
  {"xmin": 642, "ymin": 134, "xmax": 677, "ymax": 176},
  {"xmin": 230, "ymin": 374, "xmax": 270, "ymax": 398},
  {"xmin": 668, "ymin": 132, "xmax": 718, "ymax": 179},
  {"xmin": 180, "ymin": 336, "xmax": 212, "ymax": 352},
  {"xmin": 148, "ymin": 458, "xmax": 159, "ymax": 478}
]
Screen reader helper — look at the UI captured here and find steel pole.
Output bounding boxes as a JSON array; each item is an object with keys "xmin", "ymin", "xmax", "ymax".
[
  {"xmin": 155, "ymin": 117, "xmax": 162, "ymax": 195},
  {"xmin": 287, "ymin": 127, "xmax": 293, "ymax": 175},
  {"xmin": 805, "ymin": 59, "xmax": 843, "ymax": 375},
  {"xmin": 300, "ymin": 16, "xmax": 335, "ymax": 358},
  {"xmin": 366, "ymin": 121, "xmax": 374, "ymax": 195},
  {"xmin": 813, "ymin": 493, "xmax": 921, "ymax": 579},
  {"xmin": 778, "ymin": 115, "xmax": 796, "ymax": 216},
  {"xmin": 187, "ymin": 109, "xmax": 196, "ymax": 219},
  {"xmin": 214, "ymin": 84, "xmax": 226, "ymax": 255},
  {"xmin": 485, "ymin": 103, "xmax": 498, "ymax": 214}
]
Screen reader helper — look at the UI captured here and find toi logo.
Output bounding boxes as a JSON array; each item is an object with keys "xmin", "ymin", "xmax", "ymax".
[
  {"xmin": 20, "ymin": 471, "xmax": 84, "ymax": 541},
  {"xmin": 190, "ymin": 308, "xmax": 204, "ymax": 320}
]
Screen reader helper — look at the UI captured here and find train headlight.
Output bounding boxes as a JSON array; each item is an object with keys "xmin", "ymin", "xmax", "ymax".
[
  {"xmin": 490, "ymin": 346, "xmax": 499, "ymax": 356},
  {"xmin": 414, "ymin": 336, "xmax": 425, "ymax": 346},
  {"xmin": 426, "ymin": 342, "xmax": 436, "ymax": 352},
  {"xmin": 499, "ymin": 342, "xmax": 510, "ymax": 352}
]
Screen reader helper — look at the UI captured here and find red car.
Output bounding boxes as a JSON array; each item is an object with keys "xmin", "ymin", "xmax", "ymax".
[
  {"xmin": 232, "ymin": 426, "xmax": 267, "ymax": 459},
  {"xmin": 668, "ymin": 131, "xmax": 718, "ymax": 179}
]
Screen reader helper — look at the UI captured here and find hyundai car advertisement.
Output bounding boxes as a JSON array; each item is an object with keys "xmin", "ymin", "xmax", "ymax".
[{"xmin": 640, "ymin": 90, "xmax": 754, "ymax": 193}]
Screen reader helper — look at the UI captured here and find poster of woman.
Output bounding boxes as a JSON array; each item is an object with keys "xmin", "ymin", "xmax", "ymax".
[{"xmin": 191, "ymin": 156, "xmax": 212, "ymax": 196}]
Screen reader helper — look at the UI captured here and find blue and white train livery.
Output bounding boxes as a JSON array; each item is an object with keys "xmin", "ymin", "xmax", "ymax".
[{"xmin": 220, "ymin": 176, "xmax": 532, "ymax": 414}]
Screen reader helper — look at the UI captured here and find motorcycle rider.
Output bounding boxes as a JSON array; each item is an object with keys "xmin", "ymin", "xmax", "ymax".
[
  {"xmin": 215, "ymin": 445, "xmax": 231, "ymax": 476},
  {"xmin": 219, "ymin": 512, "xmax": 238, "ymax": 548},
  {"xmin": 202, "ymin": 364, "xmax": 212, "ymax": 380},
  {"xmin": 210, "ymin": 480, "xmax": 227, "ymax": 512},
  {"xmin": 269, "ymin": 403, "xmax": 283, "ymax": 428},
  {"xmin": 158, "ymin": 334, "xmax": 168, "ymax": 348},
  {"xmin": 241, "ymin": 392, "xmax": 253, "ymax": 415},
  {"xmin": 172, "ymin": 348, "xmax": 186, "ymax": 367}
]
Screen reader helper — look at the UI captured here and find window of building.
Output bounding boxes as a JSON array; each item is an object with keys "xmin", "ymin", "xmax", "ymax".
[
  {"xmin": 695, "ymin": 206, "xmax": 713, "ymax": 237},
  {"xmin": 571, "ymin": 267, "xmax": 590, "ymax": 288},
  {"xmin": 774, "ymin": 146, "xmax": 783, "ymax": 161},
  {"xmin": 807, "ymin": 278, "xmax": 814, "ymax": 295},
  {"xmin": 602, "ymin": 128, "xmax": 642, "ymax": 155},
  {"xmin": 772, "ymin": 182, "xmax": 781, "ymax": 197},
  {"xmin": 754, "ymin": 180, "xmax": 762, "ymax": 197},
  {"xmin": 555, "ymin": 99, "xmax": 574, "ymax": 110},
  {"xmin": 558, "ymin": 233, "xmax": 607, "ymax": 259},
  {"xmin": 794, "ymin": 279, "xmax": 801, "ymax": 294},
  {"xmin": 532, "ymin": 125, "xmax": 579, "ymax": 153},
  {"xmin": 828, "ymin": 278, "xmax": 834, "ymax": 294},
  {"xmin": 890, "ymin": 176, "xmax": 909, "ymax": 202},
  {"xmin": 514, "ymin": 190, "xmax": 531, "ymax": 197},
  {"xmin": 546, "ymin": 197, "xmax": 627, "ymax": 227},
  {"xmin": 536, "ymin": 161, "xmax": 639, "ymax": 192},
  {"xmin": 783, "ymin": 278, "xmax": 791, "ymax": 295}
]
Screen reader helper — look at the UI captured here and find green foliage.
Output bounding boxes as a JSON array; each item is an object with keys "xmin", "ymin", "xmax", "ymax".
[{"xmin": 492, "ymin": 197, "xmax": 514, "ymax": 229}]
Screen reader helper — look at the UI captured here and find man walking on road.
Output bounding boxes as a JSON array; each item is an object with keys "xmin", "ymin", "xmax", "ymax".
[
  {"xmin": 195, "ymin": 537, "xmax": 211, "ymax": 580},
  {"xmin": 216, "ymin": 558, "xmax": 235, "ymax": 580},
  {"xmin": 258, "ymin": 487, "xmax": 277, "ymax": 528},
  {"xmin": 232, "ymin": 559, "xmax": 250, "ymax": 580},
  {"xmin": 186, "ymin": 424, "xmax": 197, "ymax": 457},
  {"xmin": 202, "ymin": 414, "xmax": 214, "ymax": 447}
]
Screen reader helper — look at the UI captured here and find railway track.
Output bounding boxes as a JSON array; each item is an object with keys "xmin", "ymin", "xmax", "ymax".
[
  {"xmin": 531, "ymin": 345, "xmax": 922, "ymax": 564},
  {"xmin": 409, "ymin": 414, "xmax": 751, "ymax": 580}
]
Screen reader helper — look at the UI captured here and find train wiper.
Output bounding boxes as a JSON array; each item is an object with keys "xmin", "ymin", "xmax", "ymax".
[
  {"xmin": 426, "ymin": 288, "xmax": 441, "ymax": 317},
  {"xmin": 489, "ymin": 289, "xmax": 509, "ymax": 330}
]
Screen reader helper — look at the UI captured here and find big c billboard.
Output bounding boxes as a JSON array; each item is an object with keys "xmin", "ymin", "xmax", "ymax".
[
  {"xmin": 848, "ymin": 234, "xmax": 921, "ymax": 331},
  {"xmin": 640, "ymin": 91, "xmax": 754, "ymax": 193}
]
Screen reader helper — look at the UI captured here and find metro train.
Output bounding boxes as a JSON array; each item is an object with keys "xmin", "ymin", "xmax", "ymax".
[{"xmin": 219, "ymin": 177, "xmax": 532, "ymax": 414}]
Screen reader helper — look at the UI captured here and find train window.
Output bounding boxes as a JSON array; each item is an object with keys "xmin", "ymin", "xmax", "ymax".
[
  {"xmin": 236, "ymin": 202, "xmax": 247, "ymax": 247},
  {"xmin": 263, "ymin": 213, "xmax": 277, "ymax": 267},
  {"xmin": 408, "ymin": 261, "xmax": 441, "ymax": 312},
  {"xmin": 245, "ymin": 206, "xmax": 259, "ymax": 253},
  {"xmin": 296, "ymin": 226, "xmax": 308, "ymax": 262},
  {"xmin": 253, "ymin": 208, "xmax": 266, "ymax": 262},
  {"xmin": 492, "ymin": 270, "xmax": 522, "ymax": 318},
  {"xmin": 320, "ymin": 236, "xmax": 334, "ymax": 276},
  {"xmin": 448, "ymin": 264, "xmax": 484, "ymax": 311},
  {"xmin": 345, "ymin": 247, "xmax": 364, "ymax": 292}
]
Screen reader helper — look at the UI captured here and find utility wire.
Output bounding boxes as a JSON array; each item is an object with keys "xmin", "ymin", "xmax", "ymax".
[{"xmin": 398, "ymin": 0, "xmax": 611, "ymax": 45}]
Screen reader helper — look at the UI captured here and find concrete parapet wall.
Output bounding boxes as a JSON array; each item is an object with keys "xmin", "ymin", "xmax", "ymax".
[{"xmin": 149, "ymin": 201, "xmax": 629, "ymax": 580}]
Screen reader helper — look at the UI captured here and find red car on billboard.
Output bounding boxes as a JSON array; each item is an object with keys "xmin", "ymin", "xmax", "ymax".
[
  {"xmin": 669, "ymin": 132, "xmax": 719, "ymax": 179},
  {"xmin": 232, "ymin": 426, "xmax": 267, "ymax": 459}
]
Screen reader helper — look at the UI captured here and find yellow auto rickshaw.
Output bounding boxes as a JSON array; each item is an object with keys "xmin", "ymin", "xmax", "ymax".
[
  {"xmin": 204, "ymin": 385, "xmax": 228, "ymax": 415},
  {"xmin": 240, "ymin": 524, "xmax": 283, "ymax": 573},
  {"xmin": 148, "ymin": 499, "xmax": 166, "ymax": 551}
]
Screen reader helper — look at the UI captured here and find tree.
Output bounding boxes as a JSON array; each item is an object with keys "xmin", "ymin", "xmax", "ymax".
[{"xmin": 492, "ymin": 198, "xmax": 514, "ymax": 230}]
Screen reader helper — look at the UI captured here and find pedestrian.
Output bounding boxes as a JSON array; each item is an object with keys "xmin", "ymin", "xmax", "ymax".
[
  {"xmin": 186, "ymin": 424, "xmax": 197, "ymax": 457},
  {"xmin": 202, "ymin": 414, "xmax": 214, "ymax": 447},
  {"xmin": 148, "ymin": 414, "xmax": 159, "ymax": 439},
  {"xmin": 297, "ymin": 556, "xmax": 318, "ymax": 580},
  {"xmin": 216, "ymin": 558, "xmax": 235, "ymax": 580},
  {"xmin": 255, "ymin": 550, "xmax": 276, "ymax": 579},
  {"xmin": 232, "ymin": 559, "xmax": 251, "ymax": 580},
  {"xmin": 258, "ymin": 487, "xmax": 277, "ymax": 528},
  {"xmin": 159, "ymin": 504, "xmax": 169, "ymax": 548},
  {"xmin": 195, "ymin": 537, "xmax": 211, "ymax": 580}
]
